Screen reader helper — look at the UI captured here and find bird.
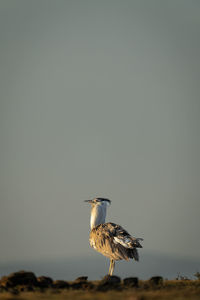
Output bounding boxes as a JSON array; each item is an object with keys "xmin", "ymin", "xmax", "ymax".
[{"xmin": 85, "ymin": 197, "xmax": 143, "ymax": 276}]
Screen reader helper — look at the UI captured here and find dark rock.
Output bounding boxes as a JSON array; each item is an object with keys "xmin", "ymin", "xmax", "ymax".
[
  {"xmin": 37, "ymin": 276, "xmax": 53, "ymax": 288},
  {"xmin": 84, "ymin": 282, "xmax": 94, "ymax": 290},
  {"xmin": 71, "ymin": 276, "xmax": 93, "ymax": 290},
  {"xmin": 75, "ymin": 276, "xmax": 88, "ymax": 282},
  {"xmin": 71, "ymin": 281, "xmax": 93, "ymax": 290},
  {"xmin": 26, "ymin": 285, "xmax": 34, "ymax": 292},
  {"xmin": 123, "ymin": 277, "xmax": 139, "ymax": 288},
  {"xmin": 96, "ymin": 275, "xmax": 121, "ymax": 291},
  {"xmin": 52, "ymin": 280, "xmax": 69, "ymax": 289},
  {"xmin": 101, "ymin": 275, "xmax": 121, "ymax": 284},
  {"xmin": 0, "ymin": 271, "xmax": 37, "ymax": 288},
  {"xmin": 149, "ymin": 276, "xmax": 163, "ymax": 286}
]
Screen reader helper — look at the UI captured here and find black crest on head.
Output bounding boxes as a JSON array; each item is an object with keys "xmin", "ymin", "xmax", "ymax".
[{"xmin": 96, "ymin": 198, "xmax": 111, "ymax": 204}]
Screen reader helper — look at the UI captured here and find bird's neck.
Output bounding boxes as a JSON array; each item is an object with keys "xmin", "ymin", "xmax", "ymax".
[{"xmin": 90, "ymin": 205, "xmax": 107, "ymax": 229}]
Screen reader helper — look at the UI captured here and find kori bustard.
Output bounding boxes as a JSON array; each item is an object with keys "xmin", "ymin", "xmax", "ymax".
[{"xmin": 85, "ymin": 198, "xmax": 143, "ymax": 276}]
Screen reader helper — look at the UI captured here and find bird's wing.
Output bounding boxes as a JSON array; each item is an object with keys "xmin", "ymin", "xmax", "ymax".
[
  {"xmin": 89, "ymin": 222, "xmax": 143, "ymax": 261},
  {"xmin": 108, "ymin": 222, "xmax": 143, "ymax": 249}
]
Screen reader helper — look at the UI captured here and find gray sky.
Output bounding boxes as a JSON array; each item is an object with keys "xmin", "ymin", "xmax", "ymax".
[{"xmin": 0, "ymin": 0, "xmax": 200, "ymax": 270}]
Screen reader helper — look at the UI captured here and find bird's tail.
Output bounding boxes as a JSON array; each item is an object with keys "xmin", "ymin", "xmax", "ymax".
[
  {"xmin": 128, "ymin": 248, "xmax": 139, "ymax": 261},
  {"xmin": 132, "ymin": 237, "xmax": 143, "ymax": 248}
]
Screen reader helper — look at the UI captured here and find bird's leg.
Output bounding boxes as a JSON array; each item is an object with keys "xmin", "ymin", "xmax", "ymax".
[
  {"xmin": 108, "ymin": 260, "xmax": 112, "ymax": 275},
  {"xmin": 108, "ymin": 259, "xmax": 115, "ymax": 276},
  {"xmin": 110, "ymin": 259, "xmax": 115, "ymax": 276}
]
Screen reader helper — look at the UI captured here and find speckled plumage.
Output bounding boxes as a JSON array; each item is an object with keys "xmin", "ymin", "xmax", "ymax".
[{"xmin": 90, "ymin": 222, "xmax": 142, "ymax": 261}]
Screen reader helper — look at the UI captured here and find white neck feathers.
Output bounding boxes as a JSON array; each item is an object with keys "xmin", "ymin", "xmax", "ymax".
[{"xmin": 90, "ymin": 203, "xmax": 107, "ymax": 229}]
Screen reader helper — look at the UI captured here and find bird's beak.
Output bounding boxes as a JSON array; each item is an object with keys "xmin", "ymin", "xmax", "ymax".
[{"xmin": 84, "ymin": 200, "xmax": 93, "ymax": 203}]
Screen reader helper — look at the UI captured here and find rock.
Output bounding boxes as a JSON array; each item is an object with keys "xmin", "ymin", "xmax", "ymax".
[
  {"xmin": 123, "ymin": 277, "xmax": 139, "ymax": 288},
  {"xmin": 101, "ymin": 275, "xmax": 121, "ymax": 284},
  {"xmin": 19, "ymin": 285, "xmax": 34, "ymax": 292},
  {"xmin": 0, "ymin": 271, "xmax": 37, "ymax": 288},
  {"xmin": 37, "ymin": 276, "xmax": 53, "ymax": 288},
  {"xmin": 26, "ymin": 285, "xmax": 34, "ymax": 291},
  {"xmin": 149, "ymin": 276, "xmax": 163, "ymax": 286},
  {"xmin": 52, "ymin": 280, "xmax": 69, "ymax": 289},
  {"xmin": 71, "ymin": 276, "xmax": 92, "ymax": 290},
  {"xmin": 96, "ymin": 275, "xmax": 121, "ymax": 291},
  {"xmin": 75, "ymin": 276, "xmax": 88, "ymax": 282},
  {"xmin": 70, "ymin": 281, "xmax": 94, "ymax": 290}
]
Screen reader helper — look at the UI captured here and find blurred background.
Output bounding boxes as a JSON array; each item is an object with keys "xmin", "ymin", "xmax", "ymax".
[{"xmin": 0, "ymin": 0, "xmax": 199, "ymax": 279}]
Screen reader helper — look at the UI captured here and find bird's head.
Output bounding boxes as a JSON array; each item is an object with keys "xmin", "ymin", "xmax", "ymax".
[{"xmin": 84, "ymin": 197, "xmax": 111, "ymax": 208}]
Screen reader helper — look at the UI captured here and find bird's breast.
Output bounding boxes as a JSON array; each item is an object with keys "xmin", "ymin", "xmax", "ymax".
[{"xmin": 89, "ymin": 237, "xmax": 97, "ymax": 249}]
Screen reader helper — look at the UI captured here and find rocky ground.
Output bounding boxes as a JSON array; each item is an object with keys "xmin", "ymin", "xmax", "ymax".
[{"xmin": 0, "ymin": 270, "xmax": 199, "ymax": 299}]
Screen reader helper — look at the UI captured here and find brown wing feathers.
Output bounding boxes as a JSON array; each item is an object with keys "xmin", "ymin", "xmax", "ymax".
[{"xmin": 89, "ymin": 222, "xmax": 141, "ymax": 261}]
